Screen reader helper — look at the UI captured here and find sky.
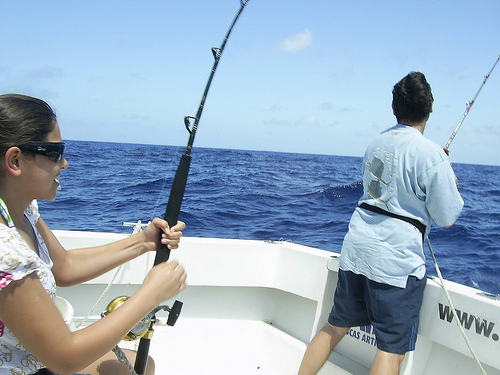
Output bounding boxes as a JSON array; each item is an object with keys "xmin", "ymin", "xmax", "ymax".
[{"xmin": 2, "ymin": 0, "xmax": 499, "ymax": 166}]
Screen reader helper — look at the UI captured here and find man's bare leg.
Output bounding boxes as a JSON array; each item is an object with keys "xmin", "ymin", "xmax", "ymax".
[
  {"xmin": 370, "ymin": 349, "xmax": 405, "ymax": 375},
  {"xmin": 297, "ymin": 323, "xmax": 349, "ymax": 375}
]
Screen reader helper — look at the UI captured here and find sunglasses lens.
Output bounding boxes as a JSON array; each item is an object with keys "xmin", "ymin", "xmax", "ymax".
[
  {"xmin": 46, "ymin": 152, "xmax": 63, "ymax": 162},
  {"xmin": 18, "ymin": 142, "xmax": 65, "ymax": 162}
]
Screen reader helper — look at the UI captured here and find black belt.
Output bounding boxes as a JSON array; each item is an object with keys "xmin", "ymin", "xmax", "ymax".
[{"xmin": 359, "ymin": 203, "xmax": 426, "ymax": 241}]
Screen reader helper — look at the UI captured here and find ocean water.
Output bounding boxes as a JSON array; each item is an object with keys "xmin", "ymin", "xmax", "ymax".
[{"xmin": 38, "ymin": 140, "xmax": 500, "ymax": 295}]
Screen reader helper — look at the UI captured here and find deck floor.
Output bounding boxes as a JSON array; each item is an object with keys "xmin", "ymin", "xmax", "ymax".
[{"xmin": 117, "ymin": 318, "xmax": 355, "ymax": 375}]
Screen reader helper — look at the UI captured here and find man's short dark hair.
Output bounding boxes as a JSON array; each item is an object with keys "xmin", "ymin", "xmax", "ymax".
[{"xmin": 392, "ymin": 72, "xmax": 434, "ymax": 124}]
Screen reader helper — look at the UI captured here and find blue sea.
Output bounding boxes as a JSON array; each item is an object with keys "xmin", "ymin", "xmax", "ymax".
[{"xmin": 38, "ymin": 140, "xmax": 500, "ymax": 295}]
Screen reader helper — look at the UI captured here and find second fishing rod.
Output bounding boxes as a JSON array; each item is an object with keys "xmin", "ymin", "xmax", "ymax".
[{"xmin": 445, "ymin": 53, "xmax": 499, "ymax": 149}]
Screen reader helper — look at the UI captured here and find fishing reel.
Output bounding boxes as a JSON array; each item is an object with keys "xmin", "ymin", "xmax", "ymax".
[{"xmin": 102, "ymin": 296, "xmax": 183, "ymax": 341}]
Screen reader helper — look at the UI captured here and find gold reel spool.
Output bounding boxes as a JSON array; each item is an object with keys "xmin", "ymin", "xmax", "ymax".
[{"xmin": 102, "ymin": 296, "xmax": 151, "ymax": 341}]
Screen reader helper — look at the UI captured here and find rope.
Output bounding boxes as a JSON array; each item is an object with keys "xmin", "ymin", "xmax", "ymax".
[
  {"xmin": 76, "ymin": 264, "xmax": 123, "ymax": 329},
  {"xmin": 78, "ymin": 222, "xmax": 149, "ymax": 333},
  {"xmin": 427, "ymin": 237, "xmax": 487, "ymax": 375},
  {"xmin": 112, "ymin": 345, "xmax": 138, "ymax": 375}
]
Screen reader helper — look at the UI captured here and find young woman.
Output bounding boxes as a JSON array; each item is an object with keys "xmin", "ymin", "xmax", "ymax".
[{"xmin": 0, "ymin": 94, "xmax": 188, "ymax": 375}]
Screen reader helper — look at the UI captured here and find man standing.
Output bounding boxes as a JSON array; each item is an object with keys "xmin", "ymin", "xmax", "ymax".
[{"xmin": 298, "ymin": 72, "xmax": 464, "ymax": 375}]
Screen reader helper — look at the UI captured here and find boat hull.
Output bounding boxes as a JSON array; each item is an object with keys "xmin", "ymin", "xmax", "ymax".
[{"xmin": 54, "ymin": 230, "xmax": 500, "ymax": 374}]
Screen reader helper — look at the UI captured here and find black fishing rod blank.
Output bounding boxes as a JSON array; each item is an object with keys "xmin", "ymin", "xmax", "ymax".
[
  {"xmin": 445, "ymin": 53, "xmax": 500, "ymax": 149},
  {"xmin": 132, "ymin": 2, "xmax": 250, "ymax": 375}
]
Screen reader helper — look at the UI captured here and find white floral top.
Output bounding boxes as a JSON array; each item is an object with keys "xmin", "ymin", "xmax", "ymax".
[{"xmin": 0, "ymin": 199, "xmax": 56, "ymax": 374}]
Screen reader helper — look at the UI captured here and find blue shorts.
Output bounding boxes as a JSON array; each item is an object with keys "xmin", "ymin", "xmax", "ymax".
[{"xmin": 328, "ymin": 269, "xmax": 426, "ymax": 354}]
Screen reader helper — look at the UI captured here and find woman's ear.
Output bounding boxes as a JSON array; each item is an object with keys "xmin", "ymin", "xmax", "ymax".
[{"xmin": 3, "ymin": 147, "xmax": 23, "ymax": 176}]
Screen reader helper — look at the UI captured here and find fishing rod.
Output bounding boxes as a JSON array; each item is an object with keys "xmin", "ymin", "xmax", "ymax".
[
  {"xmin": 435, "ymin": 55, "xmax": 500, "ymax": 375},
  {"xmin": 445, "ymin": 53, "xmax": 499, "ymax": 149},
  {"xmin": 131, "ymin": 2, "xmax": 251, "ymax": 374},
  {"xmin": 155, "ymin": 0, "xmax": 249, "ymax": 265}
]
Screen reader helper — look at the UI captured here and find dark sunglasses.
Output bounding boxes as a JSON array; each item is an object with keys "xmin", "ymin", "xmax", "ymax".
[{"xmin": 18, "ymin": 142, "xmax": 65, "ymax": 163}]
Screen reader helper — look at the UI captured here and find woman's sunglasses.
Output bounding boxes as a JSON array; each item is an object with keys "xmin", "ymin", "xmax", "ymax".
[{"xmin": 17, "ymin": 142, "xmax": 65, "ymax": 163}]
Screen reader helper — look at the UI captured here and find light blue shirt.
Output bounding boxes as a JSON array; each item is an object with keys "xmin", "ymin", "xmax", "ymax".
[{"xmin": 339, "ymin": 124, "xmax": 464, "ymax": 288}]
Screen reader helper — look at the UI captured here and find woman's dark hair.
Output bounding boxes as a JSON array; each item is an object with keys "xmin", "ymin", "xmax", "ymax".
[
  {"xmin": 0, "ymin": 94, "xmax": 57, "ymax": 156},
  {"xmin": 392, "ymin": 72, "xmax": 434, "ymax": 124}
]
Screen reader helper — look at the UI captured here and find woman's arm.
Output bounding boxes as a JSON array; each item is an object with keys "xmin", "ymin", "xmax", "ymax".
[
  {"xmin": 40, "ymin": 217, "xmax": 185, "ymax": 287},
  {"xmin": 0, "ymin": 259, "xmax": 186, "ymax": 375}
]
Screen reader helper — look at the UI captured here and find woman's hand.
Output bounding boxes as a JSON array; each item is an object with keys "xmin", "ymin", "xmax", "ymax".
[
  {"xmin": 142, "ymin": 218, "xmax": 186, "ymax": 253},
  {"xmin": 142, "ymin": 260, "xmax": 188, "ymax": 303}
]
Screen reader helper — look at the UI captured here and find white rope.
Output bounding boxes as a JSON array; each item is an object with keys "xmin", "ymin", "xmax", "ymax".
[
  {"xmin": 78, "ymin": 221, "xmax": 150, "ymax": 329},
  {"xmin": 427, "ymin": 237, "xmax": 487, "ymax": 375},
  {"xmin": 76, "ymin": 264, "xmax": 123, "ymax": 329}
]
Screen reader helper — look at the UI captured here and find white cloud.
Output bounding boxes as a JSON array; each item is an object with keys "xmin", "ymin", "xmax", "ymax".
[
  {"xmin": 277, "ymin": 28, "xmax": 313, "ymax": 53},
  {"xmin": 305, "ymin": 114, "xmax": 317, "ymax": 125}
]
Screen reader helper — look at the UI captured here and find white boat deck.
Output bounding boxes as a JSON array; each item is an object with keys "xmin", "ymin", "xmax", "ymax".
[{"xmin": 118, "ymin": 318, "xmax": 357, "ymax": 375}]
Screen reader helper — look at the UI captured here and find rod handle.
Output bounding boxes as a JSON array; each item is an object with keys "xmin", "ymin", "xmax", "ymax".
[
  {"xmin": 154, "ymin": 154, "xmax": 192, "ymax": 265},
  {"xmin": 134, "ymin": 328, "xmax": 153, "ymax": 375}
]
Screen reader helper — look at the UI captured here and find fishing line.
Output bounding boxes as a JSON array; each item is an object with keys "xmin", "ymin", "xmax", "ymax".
[
  {"xmin": 445, "ymin": 54, "xmax": 499, "ymax": 149},
  {"xmin": 427, "ymin": 237, "xmax": 488, "ymax": 375},
  {"xmin": 151, "ymin": 178, "xmax": 168, "ymax": 220}
]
